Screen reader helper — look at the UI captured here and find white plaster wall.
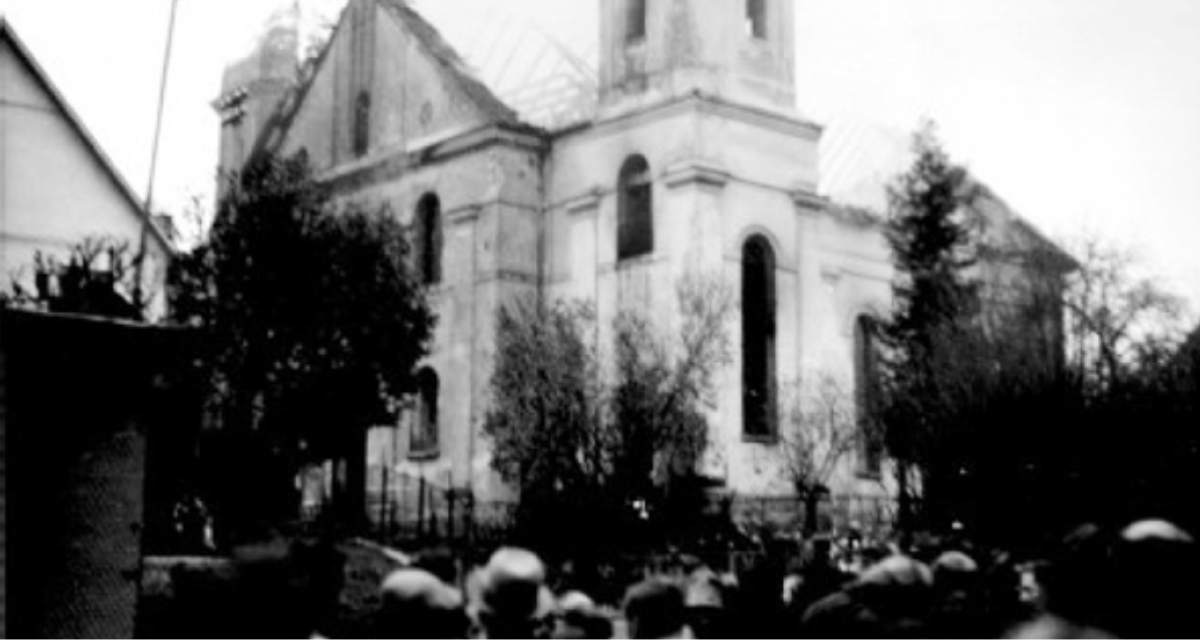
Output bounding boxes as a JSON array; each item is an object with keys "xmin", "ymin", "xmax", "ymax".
[
  {"xmin": 541, "ymin": 98, "xmax": 898, "ymax": 499},
  {"xmin": 1, "ymin": 38, "xmax": 169, "ymax": 319}
]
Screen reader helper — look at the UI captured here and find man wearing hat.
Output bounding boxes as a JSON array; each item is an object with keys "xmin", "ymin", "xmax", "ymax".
[
  {"xmin": 468, "ymin": 547, "xmax": 555, "ymax": 639},
  {"xmin": 623, "ymin": 579, "xmax": 693, "ymax": 639},
  {"xmin": 552, "ymin": 590, "xmax": 614, "ymax": 639},
  {"xmin": 376, "ymin": 567, "xmax": 468, "ymax": 639}
]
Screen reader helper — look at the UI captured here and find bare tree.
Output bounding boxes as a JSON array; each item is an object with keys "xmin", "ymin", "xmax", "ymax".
[
  {"xmin": 1062, "ymin": 232, "xmax": 1190, "ymax": 393},
  {"xmin": 777, "ymin": 376, "xmax": 862, "ymax": 536},
  {"xmin": 485, "ymin": 271, "xmax": 733, "ymax": 553},
  {"xmin": 4, "ymin": 235, "xmax": 159, "ymax": 321}
]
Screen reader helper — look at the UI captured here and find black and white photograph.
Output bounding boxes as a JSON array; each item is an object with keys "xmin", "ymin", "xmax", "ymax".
[{"xmin": 1, "ymin": 0, "xmax": 1198, "ymax": 637}]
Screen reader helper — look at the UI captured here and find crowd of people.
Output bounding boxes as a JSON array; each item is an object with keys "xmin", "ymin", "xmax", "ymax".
[{"xmin": 344, "ymin": 517, "xmax": 1198, "ymax": 639}]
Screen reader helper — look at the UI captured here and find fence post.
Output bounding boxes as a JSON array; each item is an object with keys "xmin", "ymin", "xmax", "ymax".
[
  {"xmin": 418, "ymin": 472, "xmax": 426, "ymax": 540},
  {"xmin": 379, "ymin": 462, "xmax": 389, "ymax": 539},
  {"xmin": 447, "ymin": 470, "xmax": 456, "ymax": 545}
]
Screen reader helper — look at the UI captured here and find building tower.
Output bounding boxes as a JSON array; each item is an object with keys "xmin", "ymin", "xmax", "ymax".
[{"xmin": 598, "ymin": 0, "xmax": 796, "ymax": 117}]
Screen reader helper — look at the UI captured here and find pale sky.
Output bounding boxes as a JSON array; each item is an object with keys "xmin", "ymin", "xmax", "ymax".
[{"xmin": 3, "ymin": 0, "xmax": 1199, "ymax": 308}]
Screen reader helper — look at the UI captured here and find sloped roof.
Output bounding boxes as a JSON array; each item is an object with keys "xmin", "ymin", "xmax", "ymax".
[
  {"xmin": 0, "ymin": 18, "xmax": 174, "ymax": 255},
  {"xmin": 818, "ymin": 117, "xmax": 1073, "ymax": 270},
  {"xmin": 251, "ymin": 0, "xmax": 524, "ymax": 161},
  {"xmin": 410, "ymin": 0, "xmax": 598, "ymax": 131},
  {"xmin": 377, "ymin": 0, "xmax": 520, "ymax": 125}
]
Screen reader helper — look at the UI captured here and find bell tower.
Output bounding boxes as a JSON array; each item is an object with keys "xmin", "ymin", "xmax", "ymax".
[{"xmin": 598, "ymin": 0, "xmax": 796, "ymax": 116}]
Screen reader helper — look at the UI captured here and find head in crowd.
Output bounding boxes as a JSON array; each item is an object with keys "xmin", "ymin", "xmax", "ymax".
[
  {"xmin": 1109, "ymin": 518, "xmax": 1198, "ymax": 638},
  {"xmin": 624, "ymin": 578, "xmax": 691, "ymax": 639},
  {"xmin": 376, "ymin": 567, "xmax": 467, "ymax": 639},
  {"xmin": 1038, "ymin": 522, "xmax": 1121, "ymax": 632},
  {"xmin": 469, "ymin": 546, "xmax": 554, "ymax": 639},
  {"xmin": 683, "ymin": 564, "xmax": 727, "ymax": 639},
  {"xmin": 931, "ymin": 549, "xmax": 978, "ymax": 593},
  {"xmin": 552, "ymin": 590, "xmax": 613, "ymax": 639}
]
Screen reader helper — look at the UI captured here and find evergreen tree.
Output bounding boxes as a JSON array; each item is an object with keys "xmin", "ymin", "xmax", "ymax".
[
  {"xmin": 880, "ymin": 122, "xmax": 981, "ymax": 529},
  {"xmin": 170, "ymin": 152, "xmax": 435, "ymax": 539}
]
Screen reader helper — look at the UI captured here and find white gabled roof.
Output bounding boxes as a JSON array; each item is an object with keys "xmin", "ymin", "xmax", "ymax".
[{"xmin": 0, "ymin": 17, "xmax": 175, "ymax": 256}]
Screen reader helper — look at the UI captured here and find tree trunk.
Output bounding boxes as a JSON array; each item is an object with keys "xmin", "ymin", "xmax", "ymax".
[
  {"xmin": 897, "ymin": 461, "xmax": 912, "ymax": 544},
  {"xmin": 803, "ymin": 490, "xmax": 821, "ymax": 537},
  {"xmin": 335, "ymin": 425, "xmax": 369, "ymax": 533}
]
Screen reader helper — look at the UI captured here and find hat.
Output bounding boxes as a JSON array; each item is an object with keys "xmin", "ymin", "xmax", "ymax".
[
  {"xmin": 378, "ymin": 568, "xmax": 466, "ymax": 639},
  {"xmin": 559, "ymin": 590, "xmax": 596, "ymax": 615},
  {"xmin": 856, "ymin": 555, "xmax": 933, "ymax": 589},
  {"xmin": 933, "ymin": 550, "xmax": 978, "ymax": 575},
  {"xmin": 1121, "ymin": 519, "xmax": 1194, "ymax": 544},
  {"xmin": 556, "ymin": 590, "xmax": 614, "ymax": 639},
  {"xmin": 380, "ymin": 568, "xmax": 462, "ymax": 611},
  {"xmin": 624, "ymin": 579, "xmax": 687, "ymax": 639},
  {"xmin": 472, "ymin": 547, "xmax": 551, "ymax": 621},
  {"xmin": 684, "ymin": 574, "xmax": 724, "ymax": 609}
]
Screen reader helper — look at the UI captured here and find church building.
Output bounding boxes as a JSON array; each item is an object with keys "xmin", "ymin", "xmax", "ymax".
[{"xmin": 215, "ymin": 0, "xmax": 1064, "ymax": 529}]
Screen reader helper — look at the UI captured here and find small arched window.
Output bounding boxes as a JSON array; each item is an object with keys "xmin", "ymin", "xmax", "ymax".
[
  {"xmin": 617, "ymin": 155, "xmax": 653, "ymax": 261},
  {"xmin": 742, "ymin": 235, "xmax": 776, "ymax": 439},
  {"xmin": 626, "ymin": 0, "xmax": 647, "ymax": 43},
  {"xmin": 416, "ymin": 194, "xmax": 442, "ymax": 285},
  {"xmin": 854, "ymin": 315, "xmax": 884, "ymax": 475},
  {"xmin": 353, "ymin": 91, "xmax": 371, "ymax": 157},
  {"xmin": 411, "ymin": 368, "xmax": 439, "ymax": 455},
  {"xmin": 746, "ymin": 0, "xmax": 768, "ymax": 39}
]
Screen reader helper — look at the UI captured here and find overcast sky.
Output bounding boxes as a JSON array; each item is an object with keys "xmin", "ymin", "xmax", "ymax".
[{"xmin": 3, "ymin": 0, "xmax": 1199, "ymax": 308}]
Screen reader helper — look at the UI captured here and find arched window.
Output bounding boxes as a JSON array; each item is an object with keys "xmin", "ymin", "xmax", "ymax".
[
  {"xmin": 746, "ymin": 0, "xmax": 768, "ymax": 39},
  {"xmin": 411, "ymin": 368, "xmax": 439, "ymax": 455},
  {"xmin": 742, "ymin": 235, "xmax": 776, "ymax": 439},
  {"xmin": 617, "ymin": 155, "xmax": 653, "ymax": 261},
  {"xmin": 353, "ymin": 91, "xmax": 371, "ymax": 157},
  {"xmin": 854, "ymin": 315, "xmax": 883, "ymax": 475},
  {"xmin": 626, "ymin": 0, "xmax": 647, "ymax": 43},
  {"xmin": 416, "ymin": 194, "xmax": 442, "ymax": 285}
]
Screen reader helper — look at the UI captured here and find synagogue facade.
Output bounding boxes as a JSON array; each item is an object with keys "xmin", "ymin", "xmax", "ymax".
[{"xmin": 216, "ymin": 0, "xmax": 1065, "ymax": 526}]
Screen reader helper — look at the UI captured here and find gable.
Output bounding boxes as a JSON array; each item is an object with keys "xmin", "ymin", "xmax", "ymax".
[
  {"xmin": 0, "ymin": 22, "xmax": 172, "ymax": 258},
  {"xmin": 0, "ymin": 35, "xmax": 53, "ymax": 110},
  {"xmin": 272, "ymin": 0, "xmax": 518, "ymax": 173},
  {"xmin": 965, "ymin": 183, "xmax": 1075, "ymax": 273}
]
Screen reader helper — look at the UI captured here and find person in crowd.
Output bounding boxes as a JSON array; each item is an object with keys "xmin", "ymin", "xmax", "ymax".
[
  {"xmin": 801, "ymin": 553, "xmax": 933, "ymax": 638},
  {"xmin": 624, "ymin": 578, "xmax": 693, "ymax": 639},
  {"xmin": 927, "ymin": 550, "xmax": 983, "ymax": 638},
  {"xmin": 678, "ymin": 555, "xmax": 728, "ymax": 638},
  {"xmin": 1008, "ymin": 516, "xmax": 1195, "ymax": 633},
  {"xmin": 468, "ymin": 546, "xmax": 555, "ymax": 639},
  {"xmin": 785, "ymin": 534, "xmax": 851, "ymax": 630},
  {"xmin": 376, "ymin": 567, "xmax": 468, "ymax": 639},
  {"xmin": 552, "ymin": 590, "xmax": 613, "ymax": 639},
  {"xmin": 1108, "ymin": 518, "xmax": 1199, "ymax": 638}
]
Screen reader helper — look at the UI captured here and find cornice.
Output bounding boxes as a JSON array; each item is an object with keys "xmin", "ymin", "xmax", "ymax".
[
  {"xmin": 446, "ymin": 204, "xmax": 482, "ymax": 226},
  {"xmin": 663, "ymin": 160, "xmax": 730, "ymax": 190},
  {"xmin": 563, "ymin": 189, "xmax": 604, "ymax": 215},
  {"xmin": 320, "ymin": 123, "xmax": 548, "ymax": 193},
  {"xmin": 557, "ymin": 92, "xmax": 822, "ymax": 145},
  {"xmin": 791, "ymin": 188, "xmax": 829, "ymax": 216}
]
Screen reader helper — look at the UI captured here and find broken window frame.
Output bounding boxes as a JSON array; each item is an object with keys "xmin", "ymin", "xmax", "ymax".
[
  {"xmin": 617, "ymin": 155, "xmax": 654, "ymax": 262},
  {"xmin": 742, "ymin": 234, "xmax": 778, "ymax": 440}
]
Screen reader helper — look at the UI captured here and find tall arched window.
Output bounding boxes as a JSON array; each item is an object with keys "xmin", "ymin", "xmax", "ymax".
[
  {"xmin": 742, "ymin": 235, "xmax": 776, "ymax": 439},
  {"xmin": 626, "ymin": 0, "xmax": 647, "ymax": 43},
  {"xmin": 353, "ymin": 91, "xmax": 371, "ymax": 157},
  {"xmin": 854, "ymin": 315, "xmax": 883, "ymax": 475},
  {"xmin": 411, "ymin": 368, "xmax": 439, "ymax": 455},
  {"xmin": 617, "ymin": 155, "xmax": 653, "ymax": 261},
  {"xmin": 416, "ymin": 194, "xmax": 442, "ymax": 285}
]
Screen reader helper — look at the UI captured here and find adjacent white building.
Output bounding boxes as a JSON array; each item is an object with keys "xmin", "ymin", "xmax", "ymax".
[{"xmin": 1, "ymin": 18, "xmax": 173, "ymax": 320}]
